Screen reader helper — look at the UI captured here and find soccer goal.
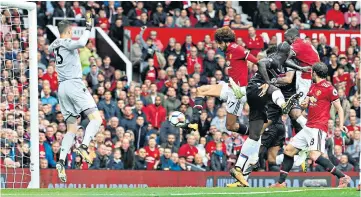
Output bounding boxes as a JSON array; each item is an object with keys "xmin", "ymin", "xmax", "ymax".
[{"xmin": 0, "ymin": 1, "xmax": 39, "ymax": 188}]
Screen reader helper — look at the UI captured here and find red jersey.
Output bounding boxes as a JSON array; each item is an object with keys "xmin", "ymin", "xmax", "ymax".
[
  {"xmin": 178, "ymin": 144, "xmax": 198, "ymax": 159},
  {"xmin": 225, "ymin": 43, "xmax": 258, "ymax": 86},
  {"xmin": 144, "ymin": 146, "xmax": 160, "ymax": 170},
  {"xmin": 333, "ymin": 72, "xmax": 353, "ymax": 96},
  {"xmin": 205, "ymin": 141, "xmax": 227, "ymax": 155},
  {"xmin": 291, "ymin": 38, "xmax": 320, "ymax": 79},
  {"xmin": 244, "ymin": 35, "xmax": 264, "ymax": 57},
  {"xmin": 306, "ymin": 80, "xmax": 339, "ymax": 132},
  {"xmin": 42, "ymin": 72, "xmax": 58, "ymax": 92},
  {"xmin": 186, "ymin": 56, "xmax": 203, "ymax": 74}
]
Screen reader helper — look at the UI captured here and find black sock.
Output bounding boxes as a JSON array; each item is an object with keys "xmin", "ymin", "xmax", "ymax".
[
  {"xmin": 191, "ymin": 97, "xmax": 204, "ymax": 123},
  {"xmin": 237, "ymin": 124, "xmax": 249, "ymax": 135},
  {"xmin": 269, "ymin": 162, "xmax": 280, "ymax": 172},
  {"xmin": 278, "ymin": 154, "xmax": 294, "ymax": 183},
  {"xmin": 59, "ymin": 159, "xmax": 65, "ymax": 165},
  {"xmin": 315, "ymin": 156, "xmax": 345, "ymax": 178},
  {"xmin": 291, "ymin": 119, "xmax": 303, "ymax": 134}
]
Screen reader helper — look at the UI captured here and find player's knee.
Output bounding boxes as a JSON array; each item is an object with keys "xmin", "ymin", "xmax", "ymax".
[
  {"xmin": 66, "ymin": 116, "xmax": 77, "ymax": 125},
  {"xmin": 284, "ymin": 144, "xmax": 297, "ymax": 157},
  {"xmin": 309, "ymin": 151, "xmax": 321, "ymax": 161},
  {"xmin": 249, "ymin": 131, "xmax": 261, "ymax": 141}
]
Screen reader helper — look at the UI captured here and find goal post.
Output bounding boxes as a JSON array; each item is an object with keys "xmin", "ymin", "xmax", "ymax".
[{"xmin": 0, "ymin": 1, "xmax": 39, "ymax": 188}]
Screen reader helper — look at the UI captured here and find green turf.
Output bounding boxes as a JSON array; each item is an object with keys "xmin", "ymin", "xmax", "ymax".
[{"xmin": 1, "ymin": 187, "xmax": 359, "ymax": 197}]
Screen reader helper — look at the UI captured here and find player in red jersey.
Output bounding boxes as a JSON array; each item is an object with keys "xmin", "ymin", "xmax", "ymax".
[
  {"xmin": 191, "ymin": 26, "xmax": 258, "ymax": 136},
  {"xmin": 285, "ymin": 28, "xmax": 320, "ymax": 101},
  {"xmin": 270, "ymin": 62, "xmax": 351, "ymax": 188}
]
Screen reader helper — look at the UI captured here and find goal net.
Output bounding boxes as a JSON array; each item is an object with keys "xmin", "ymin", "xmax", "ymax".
[{"xmin": 0, "ymin": 1, "xmax": 39, "ymax": 189}]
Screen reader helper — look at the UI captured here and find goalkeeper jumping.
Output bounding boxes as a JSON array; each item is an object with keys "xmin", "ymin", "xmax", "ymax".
[{"xmin": 49, "ymin": 13, "xmax": 102, "ymax": 182}]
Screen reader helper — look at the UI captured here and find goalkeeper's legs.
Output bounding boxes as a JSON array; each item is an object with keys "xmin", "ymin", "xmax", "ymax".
[
  {"xmin": 76, "ymin": 108, "xmax": 102, "ymax": 164},
  {"xmin": 57, "ymin": 115, "xmax": 78, "ymax": 182}
]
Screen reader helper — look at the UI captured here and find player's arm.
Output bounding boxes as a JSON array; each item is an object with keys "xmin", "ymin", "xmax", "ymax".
[
  {"xmin": 275, "ymin": 70, "xmax": 295, "ymax": 85},
  {"xmin": 257, "ymin": 59, "xmax": 271, "ymax": 84},
  {"xmin": 284, "ymin": 59, "xmax": 310, "ymax": 72},
  {"xmin": 66, "ymin": 13, "xmax": 93, "ymax": 50},
  {"xmin": 332, "ymin": 99, "xmax": 344, "ymax": 129}
]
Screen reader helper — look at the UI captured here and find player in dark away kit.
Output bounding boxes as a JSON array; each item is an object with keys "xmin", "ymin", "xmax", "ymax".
[{"xmin": 227, "ymin": 42, "xmax": 307, "ymax": 187}]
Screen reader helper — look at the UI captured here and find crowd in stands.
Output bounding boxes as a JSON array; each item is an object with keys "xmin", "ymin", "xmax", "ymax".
[{"xmin": 0, "ymin": 1, "xmax": 360, "ymax": 173}]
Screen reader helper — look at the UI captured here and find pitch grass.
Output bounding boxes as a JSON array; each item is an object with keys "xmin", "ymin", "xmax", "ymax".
[{"xmin": 1, "ymin": 187, "xmax": 359, "ymax": 197}]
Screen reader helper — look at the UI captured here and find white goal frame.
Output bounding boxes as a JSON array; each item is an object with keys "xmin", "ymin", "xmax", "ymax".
[{"xmin": 1, "ymin": 1, "xmax": 39, "ymax": 188}]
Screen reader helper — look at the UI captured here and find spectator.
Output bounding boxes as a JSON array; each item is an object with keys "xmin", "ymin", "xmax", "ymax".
[
  {"xmin": 317, "ymin": 36, "xmax": 332, "ymax": 63},
  {"xmin": 230, "ymin": 14, "xmax": 251, "ymax": 29},
  {"xmin": 346, "ymin": 130, "xmax": 360, "ymax": 164},
  {"xmin": 178, "ymin": 134, "xmax": 198, "ymax": 163},
  {"xmin": 109, "ymin": 19, "xmax": 124, "ymax": 51},
  {"xmin": 346, "ymin": 16, "xmax": 361, "ymax": 30},
  {"xmin": 145, "ymin": 84, "xmax": 164, "ymax": 105},
  {"xmin": 326, "ymin": 127, "xmax": 353, "ymax": 154},
  {"xmin": 86, "ymin": 65, "xmax": 102, "ymax": 90},
  {"xmin": 299, "ymin": 3, "xmax": 310, "ymax": 24},
  {"xmin": 131, "ymin": 35, "xmax": 143, "ymax": 69},
  {"xmin": 134, "ymin": 148, "xmax": 147, "ymax": 170},
  {"xmin": 120, "ymin": 106, "xmax": 137, "ymax": 131},
  {"xmin": 90, "ymin": 144, "xmax": 109, "ymax": 169},
  {"xmin": 160, "ymin": 134, "xmax": 179, "ymax": 153},
  {"xmin": 134, "ymin": 12, "xmax": 152, "ymax": 27},
  {"xmin": 210, "ymin": 142, "xmax": 227, "ymax": 171},
  {"xmin": 120, "ymin": 138, "xmax": 135, "ymax": 170},
  {"xmin": 310, "ymin": 1, "xmax": 327, "ymax": 18},
  {"xmin": 79, "ymin": 40, "xmax": 98, "ymax": 70},
  {"xmin": 260, "ymin": 2, "xmax": 277, "ymax": 28},
  {"xmin": 344, "ymin": 4, "xmax": 360, "ymax": 26},
  {"xmin": 53, "ymin": 1, "xmax": 75, "ymax": 20},
  {"xmin": 211, "ymin": 108, "xmax": 228, "ymax": 133},
  {"xmin": 187, "ymin": 47, "xmax": 203, "ymax": 74},
  {"xmin": 144, "ymin": 138, "xmax": 160, "ymax": 170},
  {"xmin": 152, "ymin": 3, "xmax": 167, "ymax": 27},
  {"xmin": 99, "ymin": 56, "xmax": 115, "ymax": 81},
  {"xmin": 202, "ymin": 50, "xmax": 217, "ymax": 78},
  {"xmin": 107, "ymin": 148, "xmax": 124, "ymax": 170},
  {"xmin": 40, "ymin": 158, "xmax": 49, "ymax": 169},
  {"xmin": 41, "ymin": 86, "xmax": 57, "ymax": 108},
  {"xmin": 159, "ymin": 148, "xmax": 172, "ymax": 170},
  {"xmin": 326, "ymin": 2, "xmax": 345, "ymax": 28},
  {"xmin": 164, "ymin": 38, "xmax": 176, "ymax": 59},
  {"xmin": 42, "ymin": 65, "xmax": 58, "ymax": 93},
  {"xmin": 195, "ymin": 14, "xmax": 213, "ymax": 28},
  {"xmin": 146, "ymin": 96, "xmax": 167, "ymax": 129},
  {"xmin": 127, "ymin": 2, "xmax": 147, "ymax": 26},
  {"xmin": 97, "ymin": 91, "xmax": 120, "ymax": 120},
  {"xmin": 333, "ymin": 65, "xmax": 353, "ymax": 97},
  {"xmin": 244, "ymin": 27, "xmax": 265, "ymax": 57},
  {"xmin": 169, "ymin": 152, "xmax": 181, "ymax": 171},
  {"xmin": 336, "ymin": 155, "xmax": 354, "ymax": 172},
  {"xmin": 133, "ymin": 116, "xmax": 147, "ymax": 150},
  {"xmin": 205, "ymin": 131, "xmax": 227, "ymax": 157}
]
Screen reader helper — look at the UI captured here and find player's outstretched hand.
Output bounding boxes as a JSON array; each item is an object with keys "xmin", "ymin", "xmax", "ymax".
[
  {"xmin": 85, "ymin": 12, "xmax": 93, "ymax": 31},
  {"xmin": 258, "ymin": 83, "xmax": 269, "ymax": 97}
]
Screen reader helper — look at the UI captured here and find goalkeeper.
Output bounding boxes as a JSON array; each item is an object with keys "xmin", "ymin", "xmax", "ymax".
[{"xmin": 49, "ymin": 13, "xmax": 102, "ymax": 182}]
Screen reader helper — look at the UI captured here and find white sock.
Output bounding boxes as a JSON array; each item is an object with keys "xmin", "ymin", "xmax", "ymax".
[
  {"xmin": 82, "ymin": 119, "xmax": 101, "ymax": 146},
  {"xmin": 59, "ymin": 132, "xmax": 76, "ymax": 161},
  {"xmin": 240, "ymin": 86, "xmax": 247, "ymax": 95},
  {"xmin": 236, "ymin": 138, "xmax": 259, "ymax": 171},
  {"xmin": 276, "ymin": 154, "xmax": 304, "ymax": 167},
  {"xmin": 272, "ymin": 90, "xmax": 285, "ymax": 108},
  {"xmin": 296, "ymin": 116, "xmax": 307, "ymax": 128},
  {"xmin": 276, "ymin": 154, "xmax": 284, "ymax": 165},
  {"xmin": 243, "ymin": 137, "xmax": 262, "ymax": 180}
]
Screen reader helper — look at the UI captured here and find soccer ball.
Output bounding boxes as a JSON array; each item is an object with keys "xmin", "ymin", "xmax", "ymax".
[{"xmin": 169, "ymin": 111, "xmax": 186, "ymax": 127}]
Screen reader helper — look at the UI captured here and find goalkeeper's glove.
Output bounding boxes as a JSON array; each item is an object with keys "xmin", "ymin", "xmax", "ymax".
[{"xmin": 85, "ymin": 12, "xmax": 93, "ymax": 31}]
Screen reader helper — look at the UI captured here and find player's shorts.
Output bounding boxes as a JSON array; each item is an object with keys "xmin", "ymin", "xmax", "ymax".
[
  {"xmin": 290, "ymin": 126, "xmax": 326, "ymax": 153},
  {"xmin": 296, "ymin": 71, "xmax": 311, "ymax": 101},
  {"xmin": 261, "ymin": 118, "xmax": 285, "ymax": 148},
  {"xmin": 220, "ymin": 82, "xmax": 247, "ymax": 116},
  {"xmin": 246, "ymin": 82, "xmax": 269, "ymax": 122},
  {"xmin": 58, "ymin": 79, "xmax": 97, "ymax": 120}
]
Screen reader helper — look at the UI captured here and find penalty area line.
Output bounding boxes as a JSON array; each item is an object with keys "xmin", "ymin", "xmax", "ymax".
[{"xmin": 170, "ymin": 188, "xmax": 342, "ymax": 196}]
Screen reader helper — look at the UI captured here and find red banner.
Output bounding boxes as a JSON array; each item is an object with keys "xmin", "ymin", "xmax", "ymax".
[
  {"xmin": 124, "ymin": 27, "xmax": 361, "ymax": 53},
  {"xmin": 1, "ymin": 169, "xmax": 359, "ymax": 188}
]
